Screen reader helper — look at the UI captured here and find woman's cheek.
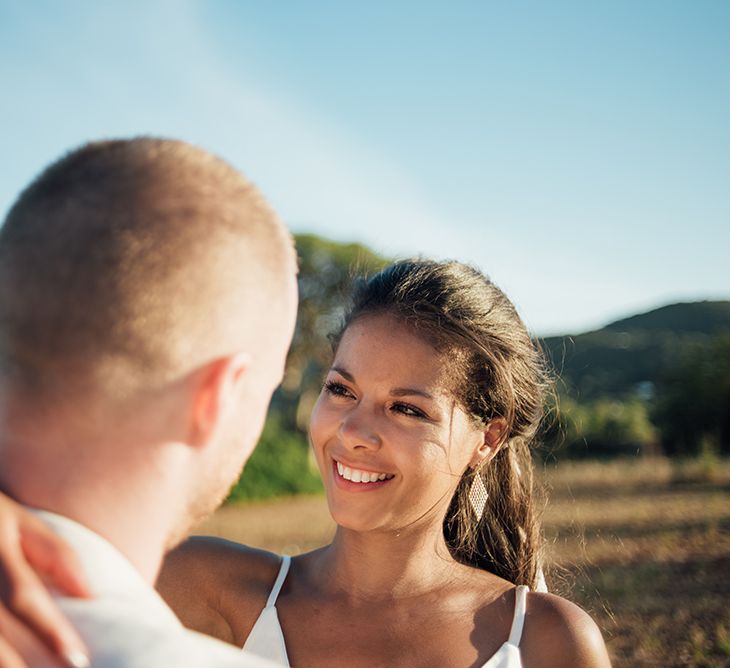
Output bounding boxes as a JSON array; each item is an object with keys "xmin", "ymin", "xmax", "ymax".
[{"xmin": 309, "ymin": 394, "xmax": 332, "ymax": 430}]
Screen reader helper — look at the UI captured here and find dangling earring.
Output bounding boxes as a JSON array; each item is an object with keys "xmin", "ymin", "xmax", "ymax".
[{"xmin": 468, "ymin": 469, "xmax": 488, "ymax": 521}]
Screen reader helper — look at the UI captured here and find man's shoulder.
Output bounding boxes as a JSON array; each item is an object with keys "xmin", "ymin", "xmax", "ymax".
[{"xmin": 57, "ymin": 596, "xmax": 276, "ymax": 667}]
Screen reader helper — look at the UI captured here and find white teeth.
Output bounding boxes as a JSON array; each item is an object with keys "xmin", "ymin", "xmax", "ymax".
[{"xmin": 336, "ymin": 461, "xmax": 393, "ymax": 484}]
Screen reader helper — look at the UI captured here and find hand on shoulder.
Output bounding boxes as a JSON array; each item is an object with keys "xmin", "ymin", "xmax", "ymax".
[{"xmin": 520, "ymin": 591, "xmax": 611, "ymax": 668}]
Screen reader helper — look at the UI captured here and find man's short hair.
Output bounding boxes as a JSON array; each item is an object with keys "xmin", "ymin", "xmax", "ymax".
[{"xmin": 0, "ymin": 138, "xmax": 294, "ymax": 402}]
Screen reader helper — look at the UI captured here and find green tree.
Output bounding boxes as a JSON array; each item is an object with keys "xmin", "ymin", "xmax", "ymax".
[
  {"xmin": 227, "ymin": 233, "xmax": 388, "ymax": 501},
  {"xmin": 279, "ymin": 234, "xmax": 388, "ymax": 431},
  {"xmin": 541, "ymin": 395, "xmax": 658, "ymax": 459},
  {"xmin": 651, "ymin": 335, "xmax": 730, "ymax": 456}
]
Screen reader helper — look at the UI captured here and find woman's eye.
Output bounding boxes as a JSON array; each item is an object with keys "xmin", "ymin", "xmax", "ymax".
[
  {"xmin": 323, "ymin": 380, "xmax": 354, "ymax": 399},
  {"xmin": 391, "ymin": 402, "xmax": 427, "ymax": 419}
]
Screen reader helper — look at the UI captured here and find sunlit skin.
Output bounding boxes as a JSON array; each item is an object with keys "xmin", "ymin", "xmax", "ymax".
[
  {"xmin": 0, "ymin": 312, "xmax": 612, "ymax": 667},
  {"xmin": 310, "ymin": 313, "xmax": 494, "ymax": 539},
  {"xmin": 157, "ymin": 313, "xmax": 610, "ymax": 667}
]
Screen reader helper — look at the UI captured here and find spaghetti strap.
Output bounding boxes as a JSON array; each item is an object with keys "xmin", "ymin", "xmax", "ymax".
[
  {"xmin": 264, "ymin": 555, "xmax": 291, "ymax": 608},
  {"xmin": 507, "ymin": 585, "xmax": 529, "ymax": 646}
]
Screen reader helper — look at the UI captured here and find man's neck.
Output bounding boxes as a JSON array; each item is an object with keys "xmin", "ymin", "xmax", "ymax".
[{"xmin": 0, "ymin": 435, "xmax": 186, "ymax": 585}]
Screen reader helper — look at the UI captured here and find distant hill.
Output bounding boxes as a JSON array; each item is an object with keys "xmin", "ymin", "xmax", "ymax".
[
  {"xmin": 540, "ymin": 301, "xmax": 730, "ymax": 400},
  {"xmin": 604, "ymin": 301, "xmax": 730, "ymax": 336}
]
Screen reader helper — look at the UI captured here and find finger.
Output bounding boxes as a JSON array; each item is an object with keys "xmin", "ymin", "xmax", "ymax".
[
  {"xmin": 0, "ymin": 600, "xmax": 75, "ymax": 668},
  {"xmin": 0, "ymin": 637, "xmax": 26, "ymax": 668},
  {"xmin": 0, "ymin": 605, "xmax": 32, "ymax": 668},
  {"xmin": 0, "ymin": 498, "xmax": 89, "ymax": 666},
  {"xmin": 19, "ymin": 520, "xmax": 91, "ymax": 598},
  {"xmin": 0, "ymin": 556, "xmax": 89, "ymax": 668}
]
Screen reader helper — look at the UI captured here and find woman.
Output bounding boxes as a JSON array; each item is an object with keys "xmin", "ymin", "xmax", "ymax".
[{"xmin": 0, "ymin": 259, "xmax": 611, "ymax": 667}]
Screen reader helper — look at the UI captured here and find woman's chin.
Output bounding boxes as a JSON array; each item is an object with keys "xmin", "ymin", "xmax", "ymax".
[{"xmin": 325, "ymin": 497, "xmax": 389, "ymax": 533}]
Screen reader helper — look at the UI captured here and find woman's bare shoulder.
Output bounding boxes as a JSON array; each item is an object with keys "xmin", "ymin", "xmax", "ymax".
[
  {"xmin": 162, "ymin": 535, "xmax": 281, "ymax": 583},
  {"xmin": 520, "ymin": 591, "xmax": 611, "ymax": 668},
  {"xmin": 157, "ymin": 536, "xmax": 284, "ymax": 644}
]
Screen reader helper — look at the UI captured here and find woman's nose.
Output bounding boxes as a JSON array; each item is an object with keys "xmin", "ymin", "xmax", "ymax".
[{"xmin": 338, "ymin": 405, "xmax": 381, "ymax": 450}]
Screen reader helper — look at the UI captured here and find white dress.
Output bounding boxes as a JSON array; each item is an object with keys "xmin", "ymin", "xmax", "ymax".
[{"xmin": 243, "ymin": 555, "xmax": 529, "ymax": 667}]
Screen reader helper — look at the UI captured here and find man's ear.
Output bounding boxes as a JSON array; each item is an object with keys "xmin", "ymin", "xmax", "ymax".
[
  {"xmin": 469, "ymin": 417, "xmax": 508, "ymax": 468},
  {"xmin": 188, "ymin": 352, "xmax": 251, "ymax": 448}
]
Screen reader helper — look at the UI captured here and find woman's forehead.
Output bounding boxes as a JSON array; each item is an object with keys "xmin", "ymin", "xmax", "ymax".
[
  {"xmin": 337, "ymin": 313, "xmax": 437, "ymax": 354},
  {"xmin": 334, "ymin": 314, "xmax": 454, "ymax": 390}
]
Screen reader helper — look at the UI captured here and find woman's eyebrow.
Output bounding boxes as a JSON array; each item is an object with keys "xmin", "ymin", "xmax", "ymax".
[
  {"xmin": 390, "ymin": 388, "xmax": 434, "ymax": 400},
  {"xmin": 331, "ymin": 366, "xmax": 355, "ymax": 382},
  {"xmin": 331, "ymin": 367, "xmax": 434, "ymax": 401}
]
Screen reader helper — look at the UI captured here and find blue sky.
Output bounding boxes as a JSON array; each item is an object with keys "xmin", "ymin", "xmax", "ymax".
[{"xmin": 1, "ymin": 1, "xmax": 727, "ymax": 335}]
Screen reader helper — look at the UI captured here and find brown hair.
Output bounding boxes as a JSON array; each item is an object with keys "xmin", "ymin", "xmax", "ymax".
[
  {"xmin": 0, "ymin": 137, "xmax": 293, "ymax": 402},
  {"xmin": 334, "ymin": 259, "xmax": 549, "ymax": 587}
]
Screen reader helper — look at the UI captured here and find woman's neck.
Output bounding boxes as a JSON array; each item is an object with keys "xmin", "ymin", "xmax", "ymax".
[{"xmin": 313, "ymin": 520, "xmax": 466, "ymax": 603}]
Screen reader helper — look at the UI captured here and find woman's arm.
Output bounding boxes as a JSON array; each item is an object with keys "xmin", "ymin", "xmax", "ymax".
[{"xmin": 0, "ymin": 494, "xmax": 91, "ymax": 668}]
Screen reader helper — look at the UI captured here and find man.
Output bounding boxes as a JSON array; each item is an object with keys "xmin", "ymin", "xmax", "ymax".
[{"xmin": 0, "ymin": 138, "xmax": 298, "ymax": 666}]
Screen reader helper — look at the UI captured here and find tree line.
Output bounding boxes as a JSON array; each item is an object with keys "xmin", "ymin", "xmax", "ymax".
[{"xmin": 229, "ymin": 235, "xmax": 730, "ymax": 500}]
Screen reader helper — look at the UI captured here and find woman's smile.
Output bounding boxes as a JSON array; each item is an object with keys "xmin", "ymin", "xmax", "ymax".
[{"xmin": 331, "ymin": 458, "xmax": 396, "ymax": 491}]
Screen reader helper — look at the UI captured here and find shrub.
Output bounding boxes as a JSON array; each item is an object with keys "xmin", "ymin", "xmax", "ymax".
[{"xmin": 226, "ymin": 415, "xmax": 323, "ymax": 502}]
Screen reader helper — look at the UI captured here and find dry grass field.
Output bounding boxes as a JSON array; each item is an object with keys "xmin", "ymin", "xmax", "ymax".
[{"xmin": 194, "ymin": 458, "xmax": 730, "ymax": 667}]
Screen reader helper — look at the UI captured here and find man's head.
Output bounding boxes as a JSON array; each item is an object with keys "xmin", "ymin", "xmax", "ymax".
[{"xmin": 0, "ymin": 138, "xmax": 298, "ymax": 538}]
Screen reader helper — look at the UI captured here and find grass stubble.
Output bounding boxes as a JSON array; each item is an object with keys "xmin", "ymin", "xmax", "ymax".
[{"xmin": 194, "ymin": 458, "xmax": 730, "ymax": 668}]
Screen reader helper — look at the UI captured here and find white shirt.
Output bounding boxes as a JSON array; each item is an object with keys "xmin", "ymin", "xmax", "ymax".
[{"xmin": 33, "ymin": 510, "xmax": 275, "ymax": 668}]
